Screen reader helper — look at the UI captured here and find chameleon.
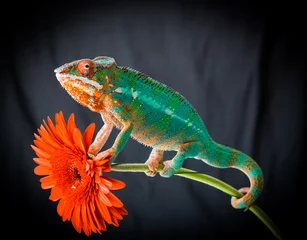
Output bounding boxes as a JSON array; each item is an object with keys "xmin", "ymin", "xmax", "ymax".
[{"xmin": 54, "ymin": 56, "xmax": 264, "ymax": 210}]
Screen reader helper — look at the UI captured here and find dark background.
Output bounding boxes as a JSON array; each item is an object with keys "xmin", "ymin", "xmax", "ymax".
[{"xmin": 3, "ymin": 1, "xmax": 306, "ymax": 239}]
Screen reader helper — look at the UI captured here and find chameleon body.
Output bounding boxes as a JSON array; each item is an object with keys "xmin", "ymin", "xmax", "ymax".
[{"xmin": 54, "ymin": 56, "xmax": 264, "ymax": 210}]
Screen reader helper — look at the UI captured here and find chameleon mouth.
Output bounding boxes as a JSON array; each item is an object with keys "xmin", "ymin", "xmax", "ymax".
[{"xmin": 55, "ymin": 73, "xmax": 103, "ymax": 90}]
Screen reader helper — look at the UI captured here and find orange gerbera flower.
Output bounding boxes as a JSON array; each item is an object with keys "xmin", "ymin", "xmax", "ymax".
[{"xmin": 31, "ymin": 111, "xmax": 128, "ymax": 236}]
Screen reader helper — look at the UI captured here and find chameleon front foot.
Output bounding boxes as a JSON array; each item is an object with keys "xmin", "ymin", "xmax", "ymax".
[
  {"xmin": 87, "ymin": 152, "xmax": 96, "ymax": 159},
  {"xmin": 91, "ymin": 147, "xmax": 118, "ymax": 164}
]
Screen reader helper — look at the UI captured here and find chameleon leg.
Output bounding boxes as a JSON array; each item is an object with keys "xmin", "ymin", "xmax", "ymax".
[
  {"xmin": 94, "ymin": 120, "xmax": 133, "ymax": 163},
  {"xmin": 88, "ymin": 112, "xmax": 113, "ymax": 158},
  {"xmin": 160, "ymin": 141, "xmax": 201, "ymax": 178},
  {"xmin": 145, "ymin": 149, "xmax": 164, "ymax": 177},
  {"xmin": 94, "ymin": 103, "xmax": 133, "ymax": 165}
]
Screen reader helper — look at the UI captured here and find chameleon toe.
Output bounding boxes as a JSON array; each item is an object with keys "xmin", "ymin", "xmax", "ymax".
[{"xmin": 145, "ymin": 170, "xmax": 157, "ymax": 177}]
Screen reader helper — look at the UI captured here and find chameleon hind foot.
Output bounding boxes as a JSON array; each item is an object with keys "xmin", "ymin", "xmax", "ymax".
[
  {"xmin": 159, "ymin": 160, "xmax": 177, "ymax": 178},
  {"xmin": 145, "ymin": 149, "xmax": 164, "ymax": 177},
  {"xmin": 145, "ymin": 159, "xmax": 159, "ymax": 177},
  {"xmin": 160, "ymin": 142, "xmax": 200, "ymax": 178}
]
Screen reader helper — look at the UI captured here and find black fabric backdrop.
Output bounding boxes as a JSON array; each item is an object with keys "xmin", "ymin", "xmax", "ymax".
[{"xmin": 3, "ymin": 1, "xmax": 306, "ymax": 239}]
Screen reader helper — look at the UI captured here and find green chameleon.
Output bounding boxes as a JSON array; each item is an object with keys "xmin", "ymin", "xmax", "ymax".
[{"xmin": 54, "ymin": 56, "xmax": 264, "ymax": 210}]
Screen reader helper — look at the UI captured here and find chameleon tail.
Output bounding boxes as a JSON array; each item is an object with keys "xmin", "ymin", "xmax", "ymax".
[{"xmin": 200, "ymin": 140, "xmax": 264, "ymax": 210}]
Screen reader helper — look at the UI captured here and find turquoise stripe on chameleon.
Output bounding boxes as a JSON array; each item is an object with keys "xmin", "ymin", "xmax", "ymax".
[
  {"xmin": 251, "ymin": 186, "xmax": 262, "ymax": 196},
  {"xmin": 70, "ymin": 69, "xmax": 77, "ymax": 74},
  {"xmin": 114, "ymin": 106, "xmax": 123, "ymax": 113},
  {"xmin": 111, "ymin": 88, "xmax": 133, "ymax": 105},
  {"xmin": 237, "ymin": 200, "xmax": 247, "ymax": 208},
  {"xmin": 235, "ymin": 153, "xmax": 247, "ymax": 168},
  {"xmin": 248, "ymin": 167, "xmax": 263, "ymax": 178},
  {"xmin": 218, "ymin": 145, "xmax": 231, "ymax": 167},
  {"xmin": 182, "ymin": 111, "xmax": 200, "ymax": 140},
  {"xmin": 168, "ymin": 113, "xmax": 200, "ymax": 150},
  {"xmin": 113, "ymin": 106, "xmax": 130, "ymax": 119},
  {"xmin": 164, "ymin": 100, "xmax": 186, "ymax": 138},
  {"xmin": 207, "ymin": 144, "xmax": 217, "ymax": 164}
]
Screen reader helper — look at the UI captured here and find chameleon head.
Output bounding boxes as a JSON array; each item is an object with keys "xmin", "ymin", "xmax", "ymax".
[{"xmin": 54, "ymin": 56, "xmax": 116, "ymax": 112}]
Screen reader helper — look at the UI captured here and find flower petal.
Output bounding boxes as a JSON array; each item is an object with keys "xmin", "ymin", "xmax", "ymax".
[
  {"xmin": 56, "ymin": 125, "xmax": 75, "ymax": 149},
  {"xmin": 40, "ymin": 175, "xmax": 56, "ymax": 189},
  {"xmin": 34, "ymin": 133, "xmax": 41, "ymax": 140},
  {"xmin": 37, "ymin": 126, "xmax": 62, "ymax": 149},
  {"xmin": 109, "ymin": 207, "xmax": 123, "ymax": 220},
  {"xmin": 73, "ymin": 128, "xmax": 86, "ymax": 153},
  {"xmin": 33, "ymin": 158, "xmax": 51, "ymax": 168},
  {"xmin": 57, "ymin": 198, "xmax": 66, "ymax": 216},
  {"xmin": 62, "ymin": 198, "xmax": 75, "ymax": 221},
  {"xmin": 67, "ymin": 113, "xmax": 76, "ymax": 137},
  {"xmin": 98, "ymin": 188, "xmax": 112, "ymax": 206},
  {"xmin": 111, "ymin": 215, "xmax": 119, "ymax": 227},
  {"xmin": 83, "ymin": 123, "xmax": 96, "ymax": 151},
  {"xmin": 98, "ymin": 183, "xmax": 110, "ymax": 194},
  {"xmin": 85, "ymin": 202, "xmax": 98, "ymax": 234},
  {"xmin": 81, "ymin": 203, "xmax": 90, "ymax": 236},
  {"xmin": 47, "ymin": 116, "xmax": 61, "ymax": 141},
  {"xmin": 56, "ymin": 111, "xmax": 67, "ymax": 130},
  {"xmin": 89, "ymin": 199, "xmax": 106, "ymax": 232},
  {"xmin": 99, "ymin": 160, "xmax": 112, "ymax": 172},
  {"xmin": 34, "ymin": 139, "xmax": 54, "ymax": 154},
  {"xmin": 100, "ymin": 177, "xmax": 112, "ymax": 188},
  {"xmin": 31, "ymin": 145, "xmax": 52, "ymax": 159},
  {"xmin": 117, "ymin": 207, "xmax": 128, "ymax": 215},
  {"xmin": 49, "ymin": 186, "xmax": 62, "ymax": 201},
  {"xmin": 102, "ymin": 176, "xmax": 126, "ymax": 190},
  {"xmin": 34, "ymin": 165, "xmax": 51, "ymax": 175},
  {"xmin": 71, "ymin": 204, "xmax": 82, "ymax": 233},
  {"xmin": 95, "ymin": 195, "xmax": 112, "ymax": 224},
  {"xmin": 106, "ymin": 191, "xmax": 124, "ymax": 208}
]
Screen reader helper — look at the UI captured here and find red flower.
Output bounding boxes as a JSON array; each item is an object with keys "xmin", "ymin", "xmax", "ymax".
[{"xmin": 31, "ymin": 111, "xmax": 128, "ymax": 236}]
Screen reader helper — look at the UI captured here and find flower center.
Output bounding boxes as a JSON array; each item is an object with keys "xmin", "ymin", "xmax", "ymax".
[
  {"xmin": 51, "ymin": 150, "xmax": 90, "ymax": 194},
  {"xmin": 70, "ymin": 165, "xmax": 82, "ymax": 188}
]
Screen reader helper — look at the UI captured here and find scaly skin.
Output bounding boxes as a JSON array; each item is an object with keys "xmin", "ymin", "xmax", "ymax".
[{"xmin": 54, "ymin": 56, "xmax": 264, "ymax": 210}]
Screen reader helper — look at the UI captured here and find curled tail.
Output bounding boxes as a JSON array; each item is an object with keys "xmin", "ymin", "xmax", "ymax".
[{"xmin": 200, "ymin": 140, "xmax": 264, "ymax": 210}]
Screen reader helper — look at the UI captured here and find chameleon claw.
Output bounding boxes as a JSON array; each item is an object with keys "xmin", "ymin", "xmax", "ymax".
[{"xmin": 145, "ymin": 170, "xmax": 157, "ymax": 177}]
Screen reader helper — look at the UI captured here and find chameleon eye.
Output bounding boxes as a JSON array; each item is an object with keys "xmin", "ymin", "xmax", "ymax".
[{"xmin": 77, "ymin": 59, "xmax": 95, "ymax": 77}]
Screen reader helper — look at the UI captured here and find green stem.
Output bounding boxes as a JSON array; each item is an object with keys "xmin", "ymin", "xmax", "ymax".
[{"xmin": 111, "ymin": 163, "xmax": 286, "ymax": 240}]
